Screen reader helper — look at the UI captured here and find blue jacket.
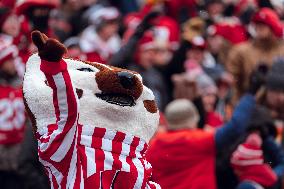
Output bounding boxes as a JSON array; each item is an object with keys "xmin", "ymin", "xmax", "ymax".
[{"xmin": 215, "ymin": 94, "xmax": 255, "ymax": 150}]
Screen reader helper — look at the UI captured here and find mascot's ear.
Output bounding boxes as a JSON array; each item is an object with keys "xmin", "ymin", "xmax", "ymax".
[
  {"xmin": 31, "ymin": 30, "xmax": 48, "ymax": 50},
  {"xmin": 31, "ymin": 30, "xmax": 67, "ymax": 62}
]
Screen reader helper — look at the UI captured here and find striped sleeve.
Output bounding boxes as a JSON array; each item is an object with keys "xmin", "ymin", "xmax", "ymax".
[{"xmin": 38, "ymin": 59, "xmax": 79, "ymax": 163}]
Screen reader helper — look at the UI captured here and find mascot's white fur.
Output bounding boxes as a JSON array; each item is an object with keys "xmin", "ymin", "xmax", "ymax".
[{"xmin": 23, "ymin": 31, "xmax": 160, "ymax": 189}]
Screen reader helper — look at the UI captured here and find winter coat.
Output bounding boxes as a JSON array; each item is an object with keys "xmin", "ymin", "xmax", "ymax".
[{"xmin": 227, "ymin": 39, "xmax": 284, "ymax": 103}]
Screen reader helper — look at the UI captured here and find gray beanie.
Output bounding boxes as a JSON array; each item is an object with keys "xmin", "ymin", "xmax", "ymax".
[{"xmin": 165, "ymin": 99, "xmax": 200, "ymax": 130}]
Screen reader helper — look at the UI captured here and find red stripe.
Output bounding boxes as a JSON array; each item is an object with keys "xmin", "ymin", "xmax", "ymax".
[
  {"xmin": 129, "ymin": 136, "xmax": 140, "ymax": 158},
  {"xmin": 78, "ymin": 124, "xmax": 88, "ymax": 180},
  {"xmin": 40, "ymin": 59, "xmax": 67, "ymax": 75},
  {"xmin": 131, "ymin": 137, "xmax": 143, "ymax": 188},
  {"xmin": 141, "ymin": 143, "xmax": 148, "ymax": 157},
  {"xmin": 126, "ymin": 155, "xmax": 138, "ymax": 188},
  {"xmin": 112, "ymin": 132, "xmax": 125, "ymax": 170},
  {"xmin": 73, "ymin": 165, "xmax": 82, "ymax": 189},
  {"xmin": 93, "ymin": 127, "xmax": 106, "ymax": 173}
]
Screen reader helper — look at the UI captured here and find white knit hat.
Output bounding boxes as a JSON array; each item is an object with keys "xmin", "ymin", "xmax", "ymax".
[
  {"xmin": 0, "ymin": 35, "xmax": 18, "ymax": 67},
  {"xmin": 88, "ymin": 6, "xmax": 120, "ymax": 26}
]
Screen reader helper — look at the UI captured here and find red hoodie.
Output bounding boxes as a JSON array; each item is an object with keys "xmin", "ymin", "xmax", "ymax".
[{"xmin": 146, "ymin": 129, "xmax": 216, "ymax": 189}]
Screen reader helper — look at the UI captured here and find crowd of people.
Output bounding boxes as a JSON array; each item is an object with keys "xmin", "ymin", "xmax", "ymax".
[{"xmin": 1, "ymin": 0, "xmax": 284, "ymax": 188}]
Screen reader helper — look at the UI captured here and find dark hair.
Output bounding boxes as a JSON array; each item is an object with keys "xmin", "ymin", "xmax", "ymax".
[{"xmin": 247, "ymin": 105, "xmax": 277, "ymax": 138}]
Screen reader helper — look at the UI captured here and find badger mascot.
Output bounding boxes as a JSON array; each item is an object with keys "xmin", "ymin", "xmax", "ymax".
[{"xmin": 23, "ymin": 31, "xmax": 161, "ymax": 189}]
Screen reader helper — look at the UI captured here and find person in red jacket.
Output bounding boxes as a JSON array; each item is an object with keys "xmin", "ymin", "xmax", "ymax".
[
  {"xmin": 0, "ymin": 31, "xmax": 26, "ymax": 189},
  {"xmin": 0, "ymin": 40, "xmax": 25, "ymax": 145},
  {"xmin": 146, "ymin": 66, "xmax": 266, "ymax": 189}
]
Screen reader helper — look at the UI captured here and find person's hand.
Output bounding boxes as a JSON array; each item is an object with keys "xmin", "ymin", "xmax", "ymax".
[
  {"xmin": 134, "ymin": 11, "xmax": 160, "ymax": 36},
  {"xmin": 248, "ymin": 64, "xmax": 269, "ymax": 95},
  {"xmin": 31, "ymin": 30, "xmax": 67, "ymax": 62}
]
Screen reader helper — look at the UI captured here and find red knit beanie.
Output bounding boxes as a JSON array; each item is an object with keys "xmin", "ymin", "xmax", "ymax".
[
  {"xmin": 252, "ymin": 8, "xmax": 283, "ymax": 38},
  {"xmin": 231, "ymin": 133, "xmax": 264, "ymax": 167},
  {"xmin": 231, "ymin": 133, "xmax": 277, "ymax": 187},
  {"xmin": 208, "ymin": 23, "xmax": 248, "ymax": 44},
  {"xmin": 15, "ymin": 0, "xmax": 59, "ymax": 15}
]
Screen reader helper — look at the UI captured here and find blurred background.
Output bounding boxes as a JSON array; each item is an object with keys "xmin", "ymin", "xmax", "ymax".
[{"xmin": 1, "ymin": 0, "xmax": 284, "ymax": 188}]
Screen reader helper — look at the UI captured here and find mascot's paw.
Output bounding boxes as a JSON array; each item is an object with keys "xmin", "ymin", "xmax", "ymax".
[{"xmin": 31, "ymin": 30, "xmax": 67, "ymax": 62}]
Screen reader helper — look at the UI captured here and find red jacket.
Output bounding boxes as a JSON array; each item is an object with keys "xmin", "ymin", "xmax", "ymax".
[
  {"xmin": 0, "ymin": 85, "xmax": 26, "ymax": 144},
  {"xmin": 146, "ymin": 129, "xmax": 216, "ymax": 189},
  {"xmin": 206, "ymin": 111, "xmax": 224, "ymax": 128}
]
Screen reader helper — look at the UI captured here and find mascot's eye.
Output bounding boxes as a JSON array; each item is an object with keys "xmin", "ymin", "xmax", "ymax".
[{"xmin": 77, "ymin": 68, "xmax": 94, "ymax": 72}]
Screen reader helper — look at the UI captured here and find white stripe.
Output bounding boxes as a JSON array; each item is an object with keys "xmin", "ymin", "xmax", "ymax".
[
  {"xmin": 133, "ymin": 158, "xmax": 145, "ymax": 189},
  {"xmin": 232, "ymin": 150, "xmax": 262, "ymax": 160},
  {"xmin": 231, "ymin": 159, "xmax": 264, "ymax": 166},
  {"xmin": 147, "ymin": 181, "xmax": 161, "ymax": 189},
  {"xmin": 143, "ymin": 159, "xmax": 152, "ymax": 170},
  {"xmin": 86, "ymin": 147, "xmax": 96, "ymax": 177},
  {"xmin": 46, "ymin": 168, "xmax": 54, "ymax": 189},
  {"xmin": 55, "ymin": 73, "xmax": 69, "ymax": 129},
  {"xmin": 82, "ymin": 125, "xmax": 97, "ymax": 178},
  {"xmin": 119, "ymin": 153, "xmax": 130, "ymax": 172},
  {"xmin": 81, "ymin": 126, "xmax": 95, "ymax": 146},
  {"xmin": 102, "ymin": 130, "xmax": 116, "ymax": 170},
  {"xmin": 80, "ymin": 165, "xmax": 84, "ymax": 188},
  {"xmin": 135, "ymin": 140, "xmax": 145, "ymax": 158},
  {"xmin": 102, "ymin": 129, "xmax": 117, "ymax": 151},
  {"xmin": 238, "ymin": 145, "xmax": 263, "ymax": 156},
  {"xmin": 123, "ymin": 134, "xmax": 134, "ymax": 146},
  {"xmin": 104, "ymin": 151, "xmax": 114, "ymax": 170},
  {"xmin": 66, "ymin": 130, "xmax": 79, "ymax": 189},
  {"xmin": 0, "ymin": 45, "xmax": 18, "ymax": 60},
  {"xmin": 120, "ymin": 135, "xmax": 133, "ymax": 172}
]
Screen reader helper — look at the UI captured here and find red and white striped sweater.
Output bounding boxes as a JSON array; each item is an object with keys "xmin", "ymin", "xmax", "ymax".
[{"xmin": 37, "ymin": 59, "xmax": 160, "ymax": 189}]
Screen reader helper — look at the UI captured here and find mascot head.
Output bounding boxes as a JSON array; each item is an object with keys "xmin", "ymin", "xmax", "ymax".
[{"xmin": 23, "ymin": 31, "xmax": 159, "ymax": 143}]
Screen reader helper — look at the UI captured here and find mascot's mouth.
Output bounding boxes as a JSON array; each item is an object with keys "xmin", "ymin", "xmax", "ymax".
[{"xmin": 96, "ymin": 93, "xmax": 136, "ymax": 107}]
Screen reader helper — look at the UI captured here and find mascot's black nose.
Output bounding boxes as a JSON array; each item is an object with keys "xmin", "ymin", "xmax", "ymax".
[{"xmin": 118, "ymin": 71, "xmax": 135, "ymax": 89}]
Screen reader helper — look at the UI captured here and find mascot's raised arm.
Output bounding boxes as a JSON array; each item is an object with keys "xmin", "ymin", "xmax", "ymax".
[{"xmin": 23, "ymin": 31, "xmax": 160, "ymax": 189}]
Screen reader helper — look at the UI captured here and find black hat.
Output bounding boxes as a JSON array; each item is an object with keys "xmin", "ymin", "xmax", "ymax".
[{"xmin": 266, "ymin": 58, "xmax": 284, "ymax": 91}]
